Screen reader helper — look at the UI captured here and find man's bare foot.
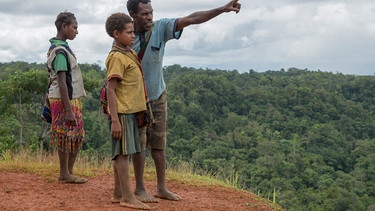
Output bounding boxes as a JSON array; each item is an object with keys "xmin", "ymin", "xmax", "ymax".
[
  {"xmin": 155, "ymin": 189, "xmax": 182, "ymax": 201},
  {"xmin": 119, "ymin": 198, "xmax": 151, "ymax": 210},
  {"xmin": 135, "ymin": 190, "xmax": 159, "ymax": 203}
]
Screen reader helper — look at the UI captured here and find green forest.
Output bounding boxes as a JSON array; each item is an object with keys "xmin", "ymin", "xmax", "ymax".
[{"xmin": 0, "ymin": 61, "xmax": 374, "ymax": 210}]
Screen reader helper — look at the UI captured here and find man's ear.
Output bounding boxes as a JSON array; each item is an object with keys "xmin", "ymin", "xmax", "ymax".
[{"xmin": 129, "ymin": 10, "xmax": 135, "ymax": 18}]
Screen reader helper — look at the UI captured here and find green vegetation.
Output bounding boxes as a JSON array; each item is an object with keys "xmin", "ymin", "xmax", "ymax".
[{"xmin": 1, "ymin": 61, "xmax": 374, "ymax": 210}]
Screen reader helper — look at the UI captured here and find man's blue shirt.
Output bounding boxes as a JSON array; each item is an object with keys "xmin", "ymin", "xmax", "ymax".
[{"xmin": 132, "ymin": 18, "xmax": 182, "ymax": 101}]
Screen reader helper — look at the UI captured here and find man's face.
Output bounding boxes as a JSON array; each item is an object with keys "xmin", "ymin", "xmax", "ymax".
[{"xmin": 133, "ymin": 2, "xmax": 153, "ymax": 31}]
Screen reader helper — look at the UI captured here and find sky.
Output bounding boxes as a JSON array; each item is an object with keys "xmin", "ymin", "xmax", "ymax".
[{"xmin": 0, "ymin": 0, "xmax": 374, "ymax": 76}]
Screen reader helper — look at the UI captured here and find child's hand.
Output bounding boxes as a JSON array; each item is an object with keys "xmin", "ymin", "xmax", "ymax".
[
  {"xmin": 111, "ymin": 120, "xmax": 122, "ymax": 140},
  {"xmin": 66, "ymin": 110, "xmax": 77, "ymax": 126}
]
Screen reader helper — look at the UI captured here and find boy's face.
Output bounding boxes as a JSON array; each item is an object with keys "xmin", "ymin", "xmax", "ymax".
[
  {"xmin": 116, "ymin": 23, "xmax": 135, "ymax": 47},
  {"xmin": 63, "ymin": 19, "xmax": 78, "ymax": 40}
]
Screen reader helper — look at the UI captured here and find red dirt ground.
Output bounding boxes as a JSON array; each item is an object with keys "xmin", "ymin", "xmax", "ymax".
[{"xmin": 0, "ymin": 171, "xmax": 280, "ymax": 211}]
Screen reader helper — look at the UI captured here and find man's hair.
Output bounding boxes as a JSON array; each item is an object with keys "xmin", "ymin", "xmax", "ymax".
[
  {"xmin": 126, "ymin": 0, "xmax": 151, "ymax": 13},
  {"xmin": 55, "ymin": 11, "xmax": 76, "ymax": 30},
  {"xmin": 105, "ymin": 13, "xmax": 133, "ymax": 38}
]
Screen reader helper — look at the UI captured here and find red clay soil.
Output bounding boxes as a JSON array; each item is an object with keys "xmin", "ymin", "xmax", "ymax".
[{"xmin": 0, "ymin": 171, "xmax": 280, "ymax": 211}]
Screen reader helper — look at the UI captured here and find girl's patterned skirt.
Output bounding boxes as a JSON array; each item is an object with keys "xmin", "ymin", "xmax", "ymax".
[{"xmin": 49, "ymin": 98, "xmax": 85, "ymax": 153}]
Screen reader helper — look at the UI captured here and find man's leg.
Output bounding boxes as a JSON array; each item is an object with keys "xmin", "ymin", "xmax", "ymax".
[
  {"xmin": 149, "ymin": 91, "xmax": 181, "ymax": 201},
  {"xmin": 152, "ymin": 148, "xmax": 182, "ymax": 201}
]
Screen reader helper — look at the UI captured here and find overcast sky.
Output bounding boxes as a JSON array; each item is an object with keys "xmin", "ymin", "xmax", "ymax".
[{"xmin": 0, "ymin": 0, "xmax": 374, "ymax": 75}]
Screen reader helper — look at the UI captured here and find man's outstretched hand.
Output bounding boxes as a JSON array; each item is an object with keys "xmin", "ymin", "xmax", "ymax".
[{"xmin": 224, "ymin": 0, "xmax": 241, "ymax": 14}]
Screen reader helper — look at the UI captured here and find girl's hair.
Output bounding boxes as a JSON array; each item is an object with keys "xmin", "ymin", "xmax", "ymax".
[
  {"xmin": 127, "ymin": 0, "xmax": 151, "ymax": 14},
  {"xmin": 55, "ymin": 11, "xmax": 76, "ymax": 30},
  {"xmin": 105, "ymin": 13, "xmax": 133, "ymax": 38}
]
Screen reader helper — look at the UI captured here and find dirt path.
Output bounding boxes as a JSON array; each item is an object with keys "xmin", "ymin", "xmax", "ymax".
[{"xmin": 0, "ymin": 171, "xmax": 278, "ymax": 211}]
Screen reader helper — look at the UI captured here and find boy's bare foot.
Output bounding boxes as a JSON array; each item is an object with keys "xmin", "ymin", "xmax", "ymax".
[
  {"xmin": 155, "ymin": 189, "xmax": 182, "ymax": 201},
  {"xmin": 110, "ymin": 197, "xmax": 120, "ymax": 203},
  {"xmin": 119, "ymin": 198, "xmax": 151, "ymax": 210},
  {"xmin": 135, "ymin": 190, "xmax": 159, "ymax": 203}
]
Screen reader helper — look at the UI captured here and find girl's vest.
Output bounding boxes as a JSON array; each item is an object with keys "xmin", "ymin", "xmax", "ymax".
[{"xmin": 47, "ymin": 46, "xmax": 86, "ymax": 99}]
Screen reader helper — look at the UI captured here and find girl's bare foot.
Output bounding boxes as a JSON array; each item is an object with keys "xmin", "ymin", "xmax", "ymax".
[{"xmin": 58, "ymin": 175, "xmax": 87, "ymax": 184}]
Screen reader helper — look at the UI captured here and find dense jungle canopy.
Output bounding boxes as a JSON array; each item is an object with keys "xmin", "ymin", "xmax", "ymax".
[{"xmin": 0, "ymin": 61, "xmax": 374, "ymax": 210}]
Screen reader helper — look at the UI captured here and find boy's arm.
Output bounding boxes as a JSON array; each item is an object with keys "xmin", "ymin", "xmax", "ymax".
[
  {"xmin": 107, "ymin": 78, "xmax": 122, "ymax": 140},
  {"xmin": 176, "ymin": 0, "xmax": 241, "ymax": 31}
]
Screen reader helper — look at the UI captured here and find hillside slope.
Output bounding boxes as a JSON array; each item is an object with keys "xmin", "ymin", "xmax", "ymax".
[{"xmin": 0, "ymin": 171, "xmax": 282, "ymax": 211}]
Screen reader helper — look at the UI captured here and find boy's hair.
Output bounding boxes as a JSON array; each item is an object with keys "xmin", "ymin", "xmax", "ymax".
[
  {"xmin": 127, "ymin": 0, "xmax": 151, "ymax": 14},
  {"xmin": 55, "ymin": 11, "xmax": 76, "ymax": 30},
  {"xmin": 105, "ymin": 13, "xmax": 133, "ymax": 38}
]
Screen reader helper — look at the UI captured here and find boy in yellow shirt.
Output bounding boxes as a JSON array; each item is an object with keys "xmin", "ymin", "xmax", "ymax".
[{"xmin": 105, "ymin": 13, "xmax": 150, "ymax": 210}]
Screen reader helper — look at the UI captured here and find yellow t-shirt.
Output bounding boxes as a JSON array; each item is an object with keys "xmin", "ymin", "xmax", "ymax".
[{"xmin": 105, "ymin": 51, "xmax": 146, "ymax": 114}]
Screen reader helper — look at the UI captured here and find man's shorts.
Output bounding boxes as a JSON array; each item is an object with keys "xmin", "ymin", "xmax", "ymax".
[{"xmin": 140, "ymin": 91, "xmax": 167, "ymax": 150}]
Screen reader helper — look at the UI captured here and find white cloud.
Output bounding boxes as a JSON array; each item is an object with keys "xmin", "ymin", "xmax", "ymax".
[{"xmin": 0, "ymin": 0, "xmax": 374, "ymax": 75}]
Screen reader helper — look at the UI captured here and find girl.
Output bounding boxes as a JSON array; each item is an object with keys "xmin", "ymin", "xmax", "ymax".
[{"xmin": 47, "ymin": 11, "xmax": 86, "ymax": 184}]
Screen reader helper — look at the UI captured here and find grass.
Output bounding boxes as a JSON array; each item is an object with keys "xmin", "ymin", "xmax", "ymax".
[
  {"xmin": 0, "ymin": 149, "xmax": 232, "ymax": 188},
  {"xmin": 0, "ymin": 149, "xmax": 112, "ymax": 182}
]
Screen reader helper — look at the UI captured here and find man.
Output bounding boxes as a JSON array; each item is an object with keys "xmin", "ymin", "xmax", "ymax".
[{"xmin": 127, "ymin": 0, "xmax": 241, "ymax": 202}]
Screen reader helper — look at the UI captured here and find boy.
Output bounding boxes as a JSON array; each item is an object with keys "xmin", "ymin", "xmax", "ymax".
[{"xmin": 105, "ymin": 12, "xmax": 150, "ymax": 210}]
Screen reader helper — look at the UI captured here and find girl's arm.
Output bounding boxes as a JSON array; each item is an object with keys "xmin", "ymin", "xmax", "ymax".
[{"xmin": 57, "ymin": 71, "xmax": 76, "ymax": 126}]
